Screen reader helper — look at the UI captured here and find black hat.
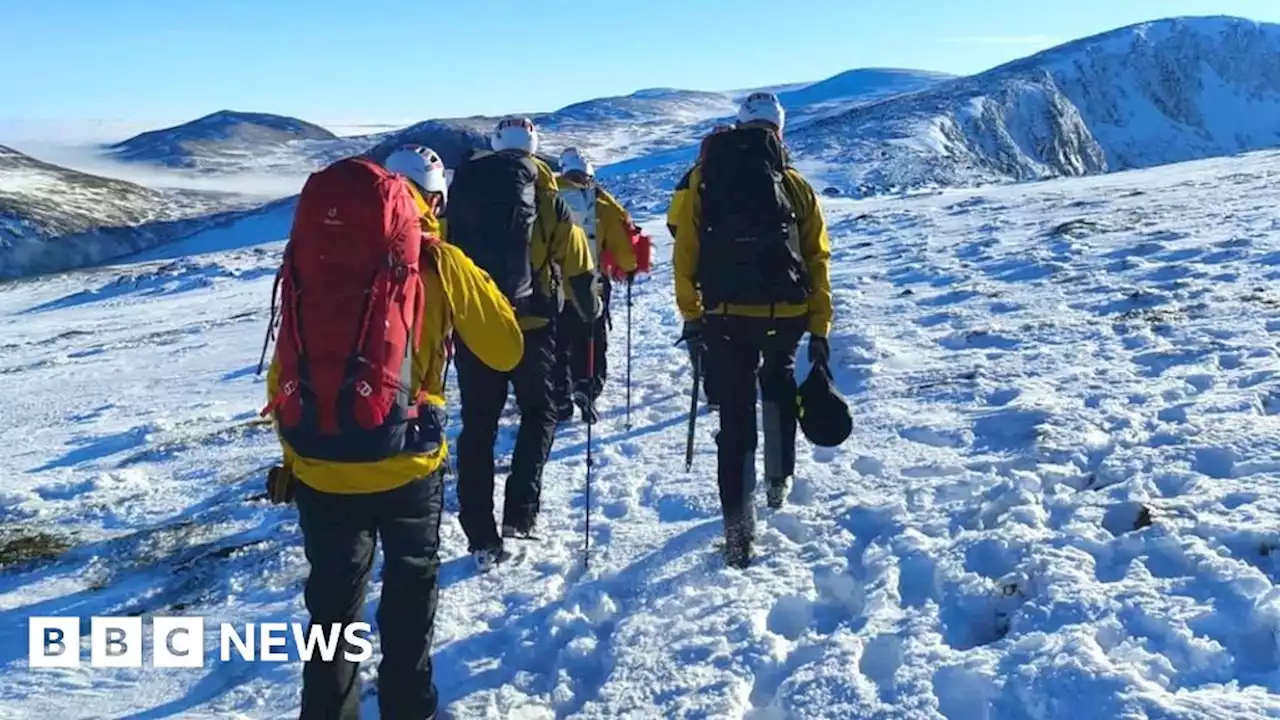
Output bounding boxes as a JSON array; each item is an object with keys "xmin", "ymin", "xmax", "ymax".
[{"xmin": 798, "ymin": 362, "xmax": 852, "ymax": 447}]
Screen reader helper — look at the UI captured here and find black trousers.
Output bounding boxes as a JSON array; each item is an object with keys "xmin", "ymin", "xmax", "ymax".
[
  {"xmin": 294, "ymin": 471, "xmax": 444, "ymax": 720},
  {"xmin": 703, "ymin": 315, "xmax": 808, "ymax": 527},
  {"xmin": 555, "ymin": 276, "xmax": 612, "ymax": 403},
  {"xmin": 455, "ymin": 323, "xmax": 557, "ymax": 551}
]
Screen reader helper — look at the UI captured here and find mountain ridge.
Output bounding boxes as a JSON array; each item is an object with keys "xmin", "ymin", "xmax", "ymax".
[{"xmin": 786, "ymin": 15, "xmax": 1280, "ymax": 195}]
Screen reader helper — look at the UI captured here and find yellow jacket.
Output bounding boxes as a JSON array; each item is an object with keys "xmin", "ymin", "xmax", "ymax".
[
  {"xmin": 671, "ymin": 164, "xmax": 834, "ymax": 338},
  {"xmin": 666, "ymin": 166, "xmax": 694, "ymax": 239},
  {"xmin": 268, "ymin": 197, "xmax": 524, "ymax": 494},
  {"xmin": 556, "ymin": 175, "xmax": 639, "ymax": 275}
]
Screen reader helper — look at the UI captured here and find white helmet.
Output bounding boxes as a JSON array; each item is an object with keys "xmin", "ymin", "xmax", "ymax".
[
  {"xmin": 738, "ymin": 92, "xmax": 785, "ymax": 132},
  {"xmin": 384, "ymin": 144, "xmax": 448, "ymax": 204},
  {"xmin": 559, "ymin": 147, "xmax": 594, "ymax": 177},
  {"xmin": 493, "ymin": 116, "xmax": 539, "ymax": 154}
]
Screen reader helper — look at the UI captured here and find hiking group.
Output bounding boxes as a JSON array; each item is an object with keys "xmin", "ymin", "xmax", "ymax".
[{"xmin": 259, "ymin": 91, "xmax": 846, "ymax": 719}]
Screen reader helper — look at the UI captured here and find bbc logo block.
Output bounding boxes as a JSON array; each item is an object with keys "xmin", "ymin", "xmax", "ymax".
[
  {"xmin": 28, "ymin": 617, "xmax": 80, "ymax": 668},
  {"xmin": 29, "ymin": 616, "xmax": 373, "ymax": 667},
  {"xmin": 29, "ymin": 616, "xmax": 205, "ymax": 668}
]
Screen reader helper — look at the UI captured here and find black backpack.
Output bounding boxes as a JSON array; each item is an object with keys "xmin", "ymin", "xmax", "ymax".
[
  {"xmin": 446, "ymin": 149, "xmax": 540, "ymax": 310},
  {"xmin": 696, "ymin": 126, "xmax": 808, "ymax": 309}
]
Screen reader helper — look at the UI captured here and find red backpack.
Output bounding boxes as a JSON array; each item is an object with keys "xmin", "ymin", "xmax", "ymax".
[{"xmin": 259, "ymin": 156, "xmax": 435, "ymax": 462}]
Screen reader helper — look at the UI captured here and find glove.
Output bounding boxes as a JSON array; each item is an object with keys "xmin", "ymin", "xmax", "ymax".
[
  {"xmin": 809, "ymin": 335, "xmax": 830, "ymax": 366},
  {"xmin": 407, "ymin": 403, "xmax": 447, "ymax": 454},
  {"xmin": 678, "ymin": 319, "xmax": 706, "ymax": 368},
  {"xmin": 266, "ymin": 465, "xmax": 297, "ymax": 505}
]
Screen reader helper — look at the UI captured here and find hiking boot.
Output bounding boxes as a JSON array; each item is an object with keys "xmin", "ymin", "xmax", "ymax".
[
  {"xmin": 766, "ymin": 477, "xmax": 789, "ymax": 510},
  {"xmin": 472, "ymin": 546, "xmax": 503, "ymax": 572},
  {"xmin": 502, "ymin": 517, "xmax": 537, "ymax": 540},
  {"xmin": 723, "ymin": 512, "xmax": 755, "ymax": 569},
  {"xmin": 573, "ymin": 390, "xmax": 600, "ymax": 425},
  {"xmin": 724, "ymin": 530, "xmax": 753, "ymax": 568}
]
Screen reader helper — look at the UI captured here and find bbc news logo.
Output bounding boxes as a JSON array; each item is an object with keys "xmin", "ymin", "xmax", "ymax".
[{"xmin": 29, "ymin": 617, "xmax": 373, "ymax": 668}]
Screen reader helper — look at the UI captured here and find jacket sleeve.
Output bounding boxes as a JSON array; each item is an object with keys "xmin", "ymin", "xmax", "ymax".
[
  {"xmin": 788, "ymin": 172, "xmax": 833, "ymax": 337},
  {"xmin": 434, "ymin": 243, "xmax": 524, "ymax": 372},
  {"xmin": 672, "ymin": 167, "xmax": 703, "ymax": 321},
  {"xmin": 414, "ymin": 260, "xmax": 450, "ymax": 407},
  {"xmin": 596, "ymin": 187, "xmax": 638, "ymax": 273},
  {"xmin": 667, "ymin": 168, "xmax": 693, "ymax": 238}
]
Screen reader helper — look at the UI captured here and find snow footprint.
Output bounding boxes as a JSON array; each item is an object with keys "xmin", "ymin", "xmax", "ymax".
[
  {"xmin": 858, "ymin": 634, "xmax": 903, "ymax": 703},
  {"xmin": 940, "ymin": 568, "xmax": 1036, "ymax": 650}
]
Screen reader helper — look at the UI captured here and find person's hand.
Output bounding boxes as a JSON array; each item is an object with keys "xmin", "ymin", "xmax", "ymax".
[
  {"xmin": 809, "ymin": 335, "xmax": 830, "ymax": 366},
  {"xmin": 678, "ymin": 319, "xmax": 705, "ymax": 364}
]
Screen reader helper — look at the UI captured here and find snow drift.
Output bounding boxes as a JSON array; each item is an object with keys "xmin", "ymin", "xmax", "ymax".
[{"xmin": 788, "ymin": 16, "xmax": 1280, "ymax": 195}]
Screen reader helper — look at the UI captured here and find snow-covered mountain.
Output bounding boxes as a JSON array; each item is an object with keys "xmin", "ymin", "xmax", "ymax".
[
  {"xmin": 443, "ymin": 70, "xmax": 952, "ymax": 167},
  {"xmin": 0, "ymin": 145, "xmax": 258, "ymax": 279},
  {"xmin": 364, "ymin": 120, "xmax": 493, "ymax": 169},
  {"xmin": 107, "ymin": 110, "xmax": 373, "ymax": 175},
  {"xmin": 98, "ymin": 68, "xmax": 951, "ymax": 183},
  {"xmin": 788, "ymin": 16, "xmax": 1280, "ymax": 195}
]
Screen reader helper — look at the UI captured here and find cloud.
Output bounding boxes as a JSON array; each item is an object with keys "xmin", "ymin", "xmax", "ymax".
[
  {"xmin": 4, "ymin": 139, "xmax": 308, "ymax": 200},
  {"xmin": 942, "ymin": 35, "xmax": 1060, "ymax": 46}
]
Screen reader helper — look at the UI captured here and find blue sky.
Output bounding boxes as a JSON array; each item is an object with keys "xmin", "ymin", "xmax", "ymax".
[{"xmin": 3, "ymin": 0, "xmax": 1279, "ymax": 133}]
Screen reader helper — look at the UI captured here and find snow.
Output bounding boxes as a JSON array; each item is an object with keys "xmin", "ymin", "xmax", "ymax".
[
  {"xmin": 5, "ymin": 141, "xmax": 1280, "ymax": 717},
  {"xmin": 0, "ymin": 170, "xmax": 57, "ymax": 194}
]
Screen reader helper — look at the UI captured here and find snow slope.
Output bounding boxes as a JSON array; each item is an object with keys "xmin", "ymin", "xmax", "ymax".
[
  {"xmin": 776, "ymin": 68, "xmax": 955, "ymax": 123},
  {"xmin": 108, "ymin": 110, "xmax": 372, "ymax": 175},
  {"xmin": 0, "ymin": 145, "xmax": 257, "ymax": 279},
  {"xmin": 5, "ymin": 147, "xmax": 1280, "ymax": 717},
  {"xmin": 788, "ymin": 15, "xmax": 1280, "ymax": 195}
]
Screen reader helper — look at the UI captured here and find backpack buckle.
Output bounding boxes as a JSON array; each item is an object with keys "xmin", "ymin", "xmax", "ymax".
[
  {"xmin": 356, "ymin": 380, "xmax": 373, "ymax": 398},
  {"xmin": 283, "ymin": 380, "xmax": 298, "ymax": 396}
]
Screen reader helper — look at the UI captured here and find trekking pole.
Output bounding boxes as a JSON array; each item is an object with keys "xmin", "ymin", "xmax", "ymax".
[
  {"xmin": 625, "ymin": 278, "xmax": 633, "ymax": 431},
  {"xmin": 443, "ymin": 336, "xmax": 456, "ymax": 478},
  {"xmin": 584, "ymin": 335, "xmax": 595, "ymax": 569},
  {"xmin": 685, "ymin": 348, "xmax": 702, "ymax": 473}
]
